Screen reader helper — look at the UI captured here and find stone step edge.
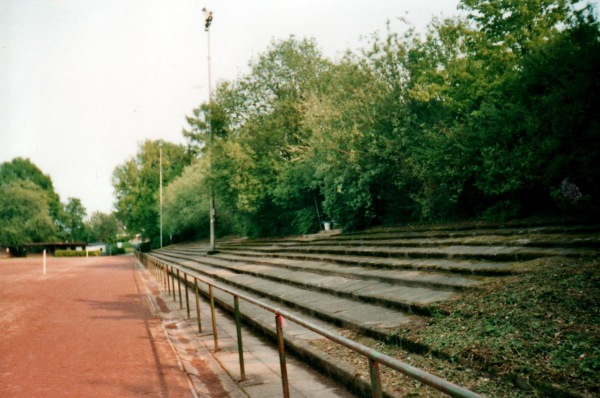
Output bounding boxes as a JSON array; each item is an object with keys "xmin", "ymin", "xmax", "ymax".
[
  {"xmin": 215, "ymin": 249, "xmax": 517, "ymax": 276},
  {"xmin": 228, "ymin": 245, "xmax": 598, "ymax": 262},
  {"xmin": 192, "ymin": 269, "xmax": 401, "ymax": 398},
  {"xmin": 146, "ymin": 253, "xmax": 382, "ymax": 397},
  {"xmin": 218, "ymin": 236, "xmax": 600, "ymax": 250},
  {"xmin": 146, "ymin": 252, "xmax": 592, "ymax": 398},
  {"xmin": 197, "ymin": 255, "xmax": 589, "ymax": 398},
  {"xmin": 150, "ymin": 253, "xmax": 494, "ymax": 398},
  {"xmin": 165, "ymin": 247, "xmax": 515, "ymax": 276},
  {"xmin": 162, "ymin": 247, "xmax": 479, "ymax": 292},
  {"xmin": 214, "ymin": 252, "xmax": 479, "ymax": 292},
  {"xmin": 158, "ymin": 250, "xmax": 444, "ymax": 316},
  {"xmin": 153, "ymin": 252, "xmax": 417, "ymax": 342}
]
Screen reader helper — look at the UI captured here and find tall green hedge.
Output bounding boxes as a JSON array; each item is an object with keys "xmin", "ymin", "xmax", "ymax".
[{"xmin": 55, "ymin": 249, "xmax": 101, "ymax": 257}]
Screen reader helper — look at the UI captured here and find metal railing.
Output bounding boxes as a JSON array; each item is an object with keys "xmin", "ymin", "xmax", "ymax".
[{"xmin": 135, "ymin": 251, "xmax": 483, "ymax": 398}]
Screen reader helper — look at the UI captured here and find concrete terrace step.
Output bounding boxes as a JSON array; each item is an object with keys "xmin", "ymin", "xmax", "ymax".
[
  {"xmin": 337, "ymin": 224, "xmax": 600, "ymax": 239},
  {"xmin": 209, "ymin": 251, "xmax": 481, "ymax": 291},
  {"xmin": 218, "ymin": 225, "xmax": 600, "ymax": 250},
  {"xmin": 162, "ymin": 247, "xmax": 480, "ymax": 291},
  {"xmin": 144, "ymin": 253, "xmax": 433, "ymax": 398},
  {"xmin": 152, "ymin": 251, "xmax": 427, "ymax": 340},
  {"xmin": 212, "ymin": 248, "xmax": 515, "ymax": 275},
  {"xmin": 157, "ymin": 249, "xmax": 463, "ymax": 314},
  {"xmin": 220, "ymin": 243, "xmax": 596, "ymax": 262},
  {"xmin": 235, "ymin": 235, "xmax": 600, "ymax": 250}
]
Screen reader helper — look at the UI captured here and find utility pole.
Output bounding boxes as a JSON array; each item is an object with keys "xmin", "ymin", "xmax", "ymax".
[
  {"xmin": 159, "ymin": 143, "xmax": 163, "ymax": 248},
  {"xmin": 203, "ymin": 7, "xmax": 217, "ymax": 254}
]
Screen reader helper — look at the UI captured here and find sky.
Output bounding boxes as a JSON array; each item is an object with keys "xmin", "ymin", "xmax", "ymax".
[{"xmin": 2, "ymin": 0, "xmax": 475, "ymax": 215}]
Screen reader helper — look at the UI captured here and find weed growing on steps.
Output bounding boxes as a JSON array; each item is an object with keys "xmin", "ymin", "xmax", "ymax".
[{"xmin": 390, "ymin": 257, "xmax": 600, "ymax": 396}]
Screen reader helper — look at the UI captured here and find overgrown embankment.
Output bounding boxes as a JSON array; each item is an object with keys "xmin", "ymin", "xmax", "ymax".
[{"xmin": 391, "ymin": 256, "xmax": 600, "ymax": 396}]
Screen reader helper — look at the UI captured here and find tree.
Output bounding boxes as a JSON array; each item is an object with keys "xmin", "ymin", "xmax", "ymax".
[
  {"xmin": 181, "ymin": 37, "xmax": 331, "ymax": 236},
  {"xmin": 298, "ymin": 55, "xmax": 399, "ymax": 229},
  {"xmin": 62, "ymin": 198, "xmax": 87, "ymax": 242},
  {"xmin": 0, "ymin": 181, "xmax": 57, "ymax": 254},
  {"xmin": 112, "ymin": 140, "xmax": 191, "ymax": 247},
  {"xmin": 472, "ymin": 14, "xmax": 600, "ymax": 215},
  {"xmin": 459, "ymin": 0, "xmax": 590, "ymax": 56},
  {"xmin": 452, "ymin": 0, "xmax": 600, "ymax": 217},
  {"xmin": 165, "ymin": 2, "xmax": 600, "ymax": 236},
  {"xmin": 86, "ymin": 211, "xmax": 118, "ymax": 243},
  {"xmin": 163, "ymin": 159, "xmax": 210, "ymax": 242},
  {"xmin": 0, "ymin": 157, "xmax": 63, "ymax": 221},
  {"xmin": 0, "ymin": 158, "xmax": 62, "ymax": 254}
]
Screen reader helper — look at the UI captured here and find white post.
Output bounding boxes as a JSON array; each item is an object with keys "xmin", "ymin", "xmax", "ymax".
[
  {"xmin": 43, "ymin": 249, "xmax": 47, "ymax": 275},
  {"xmin": 160, "ymin": 145, "xmax": 163, "ymax": 248},
  {"xmin": 205, "ymin": 9, "xmax": 216, "ymax": 253}
]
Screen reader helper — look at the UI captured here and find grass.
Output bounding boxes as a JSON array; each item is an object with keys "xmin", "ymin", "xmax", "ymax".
[{"xmin": 389, "ymin": 256, "xmax": 600, "ymax": 396}]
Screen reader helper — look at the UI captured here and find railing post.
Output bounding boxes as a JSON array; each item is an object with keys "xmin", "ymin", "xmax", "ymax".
[
  {"xmin": 184, "ymin": 273, "xmax": 190, "ymax": 319},
  {"xmin": 209, "ymin": 285, "xmax": 219, "ymax": 351},
  {"xmin": 156, "ymin": 260, "xmax": 160, "ymax": 283},
  {"xmin": 369, "ymin": 358, "xmax": 383, "ymax": 398},
  {"xmin": 275, "ymin": 314, "xmax": 290, "ymax": 398},
  {"xmin": 234, "ymin": 296, "xmax": 246, "ymax": 381},
  {"xmin": 194, "ymin": 278, "xmax": 202, "ymax": 333},
  {"xmin": 170, "ymin": 266, "xmax": 176, "ymax": 301},
  {"xmin": 160, "ymin": 262, "xmax": 166, "ymax": 289},
  {"xmin": 176, "ymin": 269, "xmax": 183, "ymax": 309},
  {"xmin": 165, "ymin": 265, "xmax": 171, "ymax": 296}
]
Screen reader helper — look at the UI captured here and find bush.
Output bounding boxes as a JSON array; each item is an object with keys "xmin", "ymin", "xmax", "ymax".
[
  {"xmin": 8, "ymin": 246, "xmax": 28, "ymax": 257},
  {"xmin": 112, "ymin": 247, "xmax": 126, "ymax": 255},
  {"xmin": 55, "ymin": 249, "xmax": 101, "ymax": 257},
  {"xmin": 138, "ymin": 241, "xmax": 152, "ymax": 253}
]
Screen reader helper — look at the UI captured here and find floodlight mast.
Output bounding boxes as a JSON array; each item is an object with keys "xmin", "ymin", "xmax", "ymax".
[
  {"xmin": 159, "ymin": 142, "xmax": 163, "ymax": 248},
  {"xmin": 203, "ymin": 7, "xmax": 217, "ymax": 254}
]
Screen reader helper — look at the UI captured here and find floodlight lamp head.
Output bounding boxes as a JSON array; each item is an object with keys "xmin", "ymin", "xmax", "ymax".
[{"xmin": 202, "ymin": 7, "xmax": 213, "ymax": 31}]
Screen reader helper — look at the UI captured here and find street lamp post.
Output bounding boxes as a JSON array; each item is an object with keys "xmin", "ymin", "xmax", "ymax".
[
  {"xmin": 159, "ymin": 143, "xmax": 163, "ymax": 248},
  {"xmin": 203, "ymin": 7, "xmax": 217, "ymax": 254}
]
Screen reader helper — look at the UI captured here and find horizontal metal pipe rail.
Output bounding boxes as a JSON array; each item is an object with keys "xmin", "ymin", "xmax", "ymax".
[{"xmin": 135, "ymin": 251, "xmax": 483, "ymax": 398}]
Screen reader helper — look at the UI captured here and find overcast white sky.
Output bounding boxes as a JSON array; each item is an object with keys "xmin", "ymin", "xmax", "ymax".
[{"xmin": 0, "ymin": 0, "xmax": 491, "ymax": 215}]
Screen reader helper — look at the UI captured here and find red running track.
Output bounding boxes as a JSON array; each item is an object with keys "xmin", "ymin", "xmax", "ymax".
[{"xmin": 0, "ymin": 255, "xmax": 193, "ymax": 397}]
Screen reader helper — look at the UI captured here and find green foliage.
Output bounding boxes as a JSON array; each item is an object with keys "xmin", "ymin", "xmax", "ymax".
[
  {"xmin": 111, "ymin": 246, "xmax": 126, "ymax": 255},
  {"xmin": 85, "ymin": 211, "xmax": 119, "ymax": 243},
  {"xmin": 392, "ymin": 257, "xmax": 600, "ymax": 395},
  {"xmin": 112, "ymin": 140, "xmax": 191, "ymax": 246},
  {"xmin": 0, "ymin": 158, "xmax": 92, "ymax": 248},
  {"xmin": 55, "ymin": 249, "xmax": 101, "ymax": 257},
  {"xmin": 63, "ymin": 197, "xmax": 87, "ymax": 242},
  {"xmin": 0, "ymin": 157, "xmax": 64, "ymax": 233},
  {"xmin": 0, "ymin": 181, "xmax": 58, "ymax": 248},
  {"xmin": 163, "ymin": 159, "xmax": 210, "ymax": 241},
  {"xmin": 159, "ymin": 3, "xmax": 600, "ymax": 238}
]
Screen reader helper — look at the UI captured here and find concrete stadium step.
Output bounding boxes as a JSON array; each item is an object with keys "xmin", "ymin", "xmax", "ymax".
[
  {"xmin": 144, "ymin": 253, "xmax": 449, "ymax": 397},
  {"xmin": 148, "ymin": 223, "xmax": 600, "ymax": 397},
  {"xmin": 333, "ymin": 224, "xmax": 600, "ymax": 241},
  {"xmin": 258, "ymin": 234, "xmax": 600, "ymax": 249},
  {"xmin": 213, "ymin": 248, "xmax": 516, "ymax": 275},
  {"xmin": 218, "ymin": 243, "xmax": 596, "ymax": 262},
  {"xmin": 151, "ymin": 251, "xmax": 427, "ymax": 340},
  {"xmin": 218, "ymin": 225, "xmax": 600, "ymax": 250},
  {"xmin": 206, "ymin": 251, "xmax": 481, "ymax": 291},
  {"xmin": 157, "ymin": 248, "xmax": 464, "ymax": 315},
  {"xmin": 164, "ymin": 247, "xmax": 481, "ymax": 291}
]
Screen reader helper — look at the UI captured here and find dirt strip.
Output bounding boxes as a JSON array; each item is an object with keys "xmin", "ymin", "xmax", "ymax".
[{"xmin": 0, "ymin": 255, "xmax": 195, "ymax": 398}]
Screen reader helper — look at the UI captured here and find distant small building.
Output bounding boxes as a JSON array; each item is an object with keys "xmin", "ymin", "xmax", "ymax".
[
  {"xmin": 24, "ymin": 242, "xmax": 87, "ymax": 256},
  {"xmin": 87, "ymin": 243, "xmax": 107, "ymax": 255}
]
